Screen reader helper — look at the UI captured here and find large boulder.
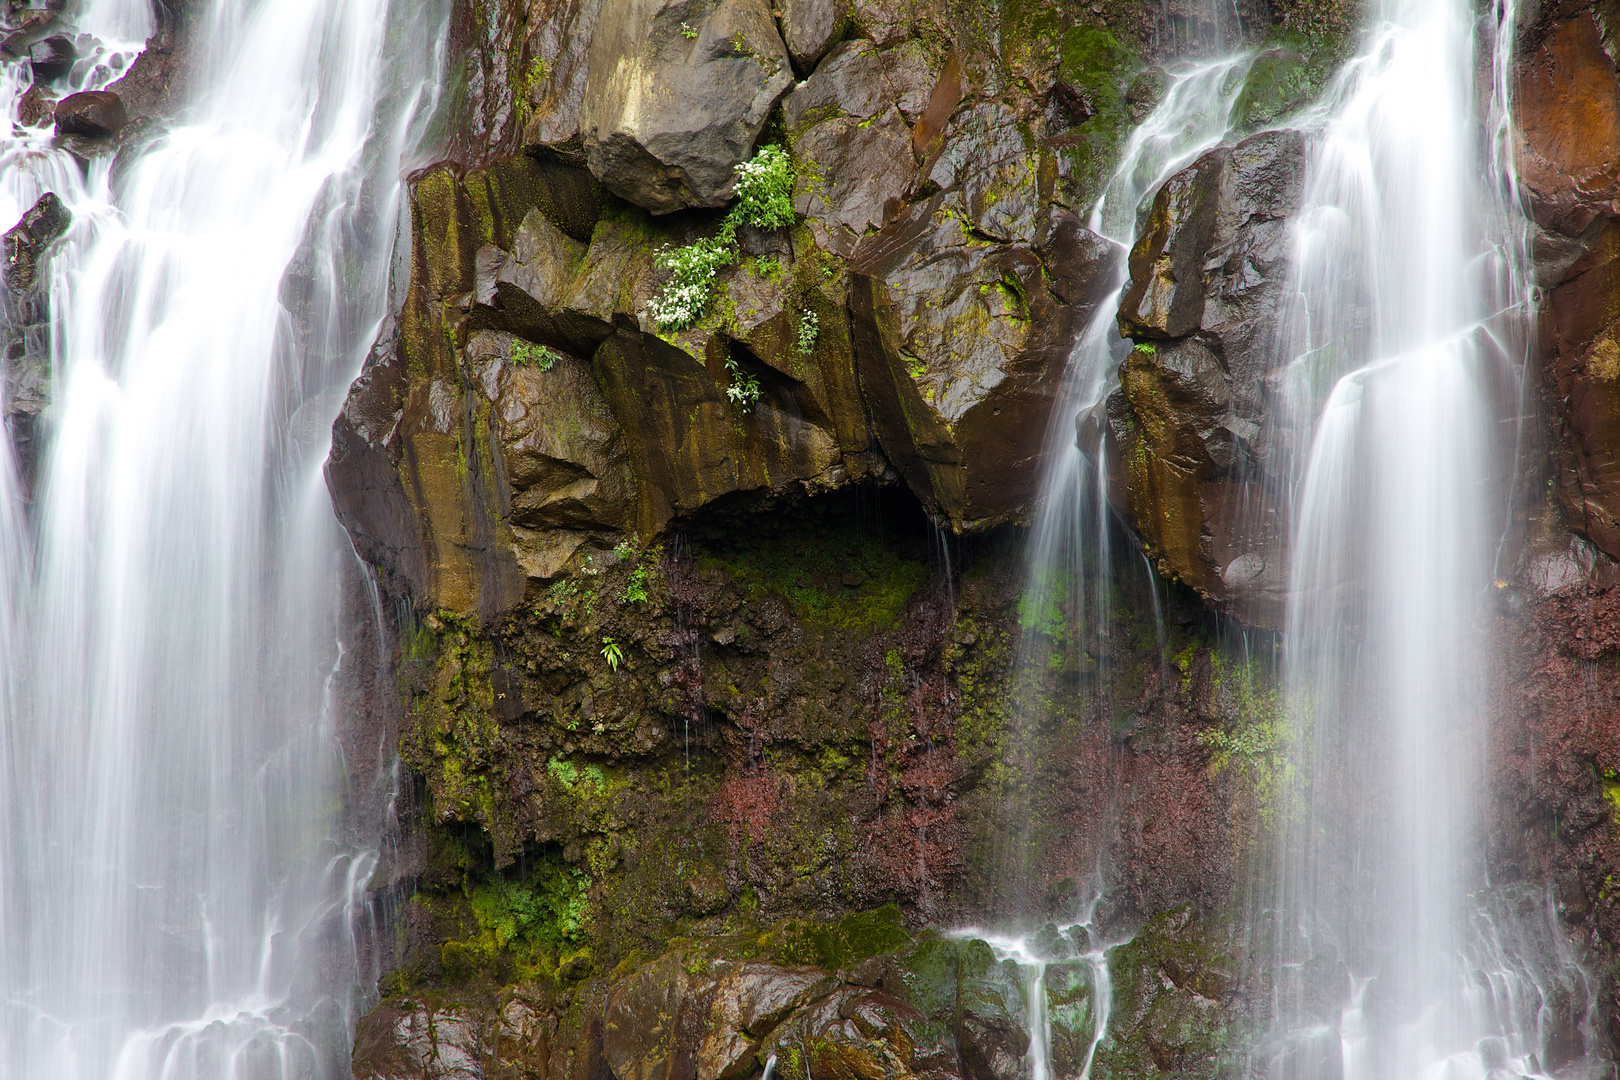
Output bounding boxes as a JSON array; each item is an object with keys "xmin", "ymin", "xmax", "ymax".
[
  {"xmin": 850, "ymin": 192, "xmax": 1120, "ymax": 531},
  {"xmin": 582, "ymin": 0, "xmax": 794, "ymax": 213},
  {"xmin": 784, "ymin": 40, "xmax": 917, "ymax": 257},
  {"xmin": 779, "ymin": 0, "xmax": 844, "ymax": 72},
  {"xmin": 1103, "ymin": 128, "xmax": 1306, "ymax": 627},
  {"xmin": 54, "ymin": 90, "xmax": 127, "ymax": 138}
]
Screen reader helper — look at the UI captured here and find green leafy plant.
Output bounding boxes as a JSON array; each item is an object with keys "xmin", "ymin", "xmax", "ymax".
[
  {"xmin": 512, "ymin": 340, "xmax": 559, "ymax": 370},
  {"xmin": 680, "ymin": 21, "xmax": 697, "ymax": 38},
  {"xmin": 647, "ymin": 145, "xmax": 796, "ymax": 333},
  {"xmin": 622, "ymin": 565, "xmax": 649, "ymax": 604},
  {"xmin": 600, "ymin": 637, "xmax": 624, "ymax": 671},
  {"xmin": 1132, "ymin": 341, "xmax": 1156, "ymax": 356},
  {"xmin": 724, "ymin": 355, "xmax": 761, "ymax": 410},
  {"xmin": 796, "ymin": 308, "xmax": 819, "ymax": 356},
  {"xmin": 730, "ymin": 144, "xmax": 795, "ymax": 230}
]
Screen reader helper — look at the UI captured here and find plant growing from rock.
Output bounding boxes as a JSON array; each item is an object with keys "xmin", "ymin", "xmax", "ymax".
[
  {"xmin": 600, "ymin": 636, "xmax": 624, "ymax": 671},
  {"xmin": 512, "ymin": 340, "xmax": 559, "ymax": 370},
  {"xmin": 796, "ymin": 309, "xmax": 819, "ymax": 356},
  {"xmin": 724, "ymin": 355, "xmax": 761, "ymax": 410},
  {"xmin": 622, "ymin": 564, "xmax": 649, "ymax": 604},
  {"xmin": 647, "ymin": 145, "xmax": 796, "ymax": 333}
]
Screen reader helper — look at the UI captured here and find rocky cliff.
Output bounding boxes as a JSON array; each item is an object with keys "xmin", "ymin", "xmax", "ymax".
[{"xmin": 266, "ymin": 0, "xmax": 1620, "ymax": 1076}]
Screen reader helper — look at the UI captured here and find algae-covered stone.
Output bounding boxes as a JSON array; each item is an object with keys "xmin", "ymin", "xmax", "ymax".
[
  {"xmin": 1232, "ymin": 47, "xmax": 1312, "ymax": 131},
  {"xmin": 582, "ymin": 0, "xmax": 794, "ymax": 212},
  {"xmin": 1093, "ymin": 907, "xmax": 1236, "ymax": 1080},
  {"xmin": 466, "ymin": 330, "xmax": 637, "ymax": 579}
]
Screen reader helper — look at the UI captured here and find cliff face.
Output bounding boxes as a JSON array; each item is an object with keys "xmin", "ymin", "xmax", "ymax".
[{"xmin": 317, "ymin": 0, "xmax": 1620, "ymax": 1077}]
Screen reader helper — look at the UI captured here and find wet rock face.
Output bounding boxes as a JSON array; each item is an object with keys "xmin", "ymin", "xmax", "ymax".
[
  {"xmin": 851, "ymin": 196, "xmax": 1121, "ymax": 530},
  {"xmin": 1516, "ymin": 4, "xmax": 1620, "ymax": 565},
  {"xmin": 1104, "ymin": 128, "xmax": 1305, "ymax": 627},
  {"xmin": 53, "ymin": 89, "xmax": 126, "ymax": 137},
  {"xmin": 1, "ymin": 192, "xmax": 70, "ymax": 493},
  {"xmin": 582, "ymin": 0, "xmax": 793, "ymax": 213}
]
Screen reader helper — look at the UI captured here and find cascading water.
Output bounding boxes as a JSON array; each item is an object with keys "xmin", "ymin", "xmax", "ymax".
[
  {"xmin": 0, "ymin": 0, "xmax": 445, "ymax": 1076},
  {"xmin": 1260, "ymin": 1, "xmax": 1591, "ymax": 1078},
  {"xmin": 987, "ymin": 48, "xmax": 1259, "ymax": 1080}
]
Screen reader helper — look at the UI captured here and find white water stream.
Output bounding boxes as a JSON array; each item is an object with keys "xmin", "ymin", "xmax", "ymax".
[
  {"xmin": 1263, "ymin": 1, "xmax": 1588, "ymax": 1079},
  {"xmin": 0, "ymin": 0, "xmax": 445, "ymax": 1076},
  {"xmin": 1005, "ymin": 1, "xmax": 1600, "ymax": 1078}
]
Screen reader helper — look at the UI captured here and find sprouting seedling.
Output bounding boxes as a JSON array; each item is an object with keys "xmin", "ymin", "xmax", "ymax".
[
  {"xmin": 680, "ymin": 21, "xmax": 697, "ymax": 38},
  {"xmin": 601, "ymin": 637, "xmax": 624, "ymax": 671}
]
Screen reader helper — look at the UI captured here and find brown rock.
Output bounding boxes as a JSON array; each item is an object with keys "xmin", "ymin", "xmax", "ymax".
[
  {"xmin": 16, "ymin": 85, "xmax": 53, "ymax": 129},
  {"xmin": 1514, "ymin": 9, "xmax": 1620, "ymax": 240},
  {"xmin": 849, "ymin": 191, "xmax": 1117, "ymax": 530},
  {"xmin": 54, "ymin": 91, "xmax": 128, "ymax": 138}
]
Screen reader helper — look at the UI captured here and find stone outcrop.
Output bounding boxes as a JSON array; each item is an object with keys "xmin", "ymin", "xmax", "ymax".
[
  {"xmin": 327, "ymin": 12, "xmax": 1138, "ymax": 617},
  {"xmin": 580, "ymin": 0, "xmax": 794, "ymax": 213},
  {"xmin": 1, "ymin": 192, "xmax": 70, "ymax": 492},
  {"xmin": 53, "ymin": 89, "xmax": 126, "ymax": 137},
  {"xmin": 1518, "ymin": 3, "xmax": 1620, "ymax": 563},
  {"xmin": 1100, "ymin": 127, "xmax": 1306, "ymax": 627}
]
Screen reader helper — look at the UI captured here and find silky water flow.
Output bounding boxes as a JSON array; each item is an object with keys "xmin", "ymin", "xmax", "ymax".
[
  {"xmin": 1262, "ymin": 1, "xmax": 1602, "ymax": 1078},
  {"xmin": 0, "ymin": 0, "xmax": 446, "ymax": 1076},
  {"xmin": 989, "ymin": 0, "xmax": 1610, "ymax": 1078},
  {"xmin": 975, "ymin": 48, "xmax": 1259, "ymax": 1080}
]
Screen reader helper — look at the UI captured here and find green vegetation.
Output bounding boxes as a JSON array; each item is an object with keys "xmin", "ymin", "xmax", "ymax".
[
  {"xmin": 512, "ymin": 339, "xmax": 559, "ymax": 370},
  {"xmin": 600, "ymin": 636, "xmax": 624, "ymax": 671},
  {"xmin": 435, "ymin": 852, "xmax": 591, "ymax": 983},
  {"xmin": 724, "ymin": 354, "xmax": 762, "ymax": 410},
  {"xmin": 622, "ymin": 564, "xmax": 650, "ymax": 604},
  {"xmin": 796, "ymin": 308, "xmax": 819, "ymax": 356},
  {"xmin": 648, "ymin": 145, "xmax": 797, "ymax": 331},
  {"xmin": 701, "ymin": 531, "xmax": 928, "ymax": 631}
]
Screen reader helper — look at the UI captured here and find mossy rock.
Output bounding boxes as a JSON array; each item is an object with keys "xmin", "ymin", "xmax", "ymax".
[
  {"xmin": 765, "ymin": 904, "xmax": 913, "ymax": 968},
  {"xmin": 1232, "ymin": 47, "xmax": 1312, "ymax": 131}
]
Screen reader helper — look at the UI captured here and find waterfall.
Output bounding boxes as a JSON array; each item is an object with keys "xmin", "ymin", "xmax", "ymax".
[
  {"xmin": 1264, "ymin": 1, "xmax": 1576, "ymax": 1077},
  {"xmin": 0, "ymin": 0, "xmax": 445, "ymax": 1075},
  {"xmin": 986, "ymin": 49, "xmax": 1260, "ymax": 1080}
]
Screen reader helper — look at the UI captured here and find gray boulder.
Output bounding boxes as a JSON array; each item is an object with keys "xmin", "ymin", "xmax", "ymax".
[
  {"xmin": 784, "ymin": 40, "xmax": 916, "ymax": 256},
  {"xmin": 582, "ymin": 0, "xmax": 793, "ymax": 213},
  {"xmin": 780, "ymin": 0, "xmax": 844, "ymax": 71}
]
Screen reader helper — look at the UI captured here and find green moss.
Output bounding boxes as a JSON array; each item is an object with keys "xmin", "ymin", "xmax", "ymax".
[
  {"xmin": 438, "ymin": 854, "xmax": 592, "ymax": 984},
  {"xmin": 1233, "ymin": 27, "xmax": 1354, "ymax": 133},
  {"xmin": 699, "ymin": 531, "xmax": 927, "ymax": 632},
  {"xmin": 765, "ymin": 905, "xmax": 912, "ymax": 968}
]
